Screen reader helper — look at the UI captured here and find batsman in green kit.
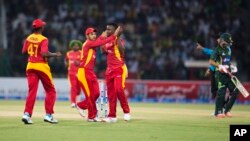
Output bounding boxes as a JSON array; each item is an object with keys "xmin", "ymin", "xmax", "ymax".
[{"xmin": 209, "ymin": 33, "xmax": 239, "ymax": 118}]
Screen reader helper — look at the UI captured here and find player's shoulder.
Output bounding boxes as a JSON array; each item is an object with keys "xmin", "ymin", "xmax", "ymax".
[
  {"xmin": 66, "ymin": 50, "xmax": 74, "ymax": 55},
  {"xmin": 214, "ymin": 46, "xmax": 222, "ymax": 52},
  {"xmin": 81, "ymin": 40, "xmax": 88, "ymax": 47},
  {"xmin": 26, "ymin": 33, "xmax": 47, "ymax": 43}
]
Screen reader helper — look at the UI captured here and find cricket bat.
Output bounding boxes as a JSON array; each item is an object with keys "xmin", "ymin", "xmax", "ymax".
[{"xmin": 229, "ymin": 73, "xmax": 249, "ymax": 98}]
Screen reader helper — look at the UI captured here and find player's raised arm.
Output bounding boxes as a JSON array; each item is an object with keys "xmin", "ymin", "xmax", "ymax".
[
  {"xmin": 196, "ymin": 43, "xmax": 204, "ymax": 50},
  {"xmin": 114, "ymin": 26, "xmax": 123, "ymax": 37},
  {"xmin": 196, "ymin": 43, "xmax": 214, "ymax": 56},
  {"xmin": 117, "ymin": 38, "xmax": 125, "ymax": 54},
  {"xmin": 86, "ymin": 31, "xmax": 116, "ymax": 48}
]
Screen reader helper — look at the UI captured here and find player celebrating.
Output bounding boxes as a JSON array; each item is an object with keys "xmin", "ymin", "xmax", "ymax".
[
  {"xmin": 209, "ymin": 33, "xmax": 238, "ymax": 118},
  {"xmin": 76, "ymin": 26, "xmax": 122, "ymax": 122},
  {"xmin": 21, "ymin": 19, "xmax": 62, "ymax": 124},
  {"xmin": 65, "ymin": 40, "xmax": 82, "ymax": 108},
  {"xmin": 101, "ymin": 23, "xmax": 131, "ymax": 123}
]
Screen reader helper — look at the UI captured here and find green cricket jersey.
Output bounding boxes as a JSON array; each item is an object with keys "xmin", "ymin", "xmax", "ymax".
[{"xmin": 210, "ymin": 46, "xmax": 231, "ymax": 71}]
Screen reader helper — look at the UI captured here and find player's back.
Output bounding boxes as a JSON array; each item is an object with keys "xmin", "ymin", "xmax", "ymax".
[{"xmin": 23, "ymin": 33, "xmax": 48, "ymax": 63}]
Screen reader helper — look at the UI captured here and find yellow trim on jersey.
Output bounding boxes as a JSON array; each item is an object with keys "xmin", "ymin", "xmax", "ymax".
[
  {"xmin": 114, "ymin": 42, "xmax": 122, "ymax": 61},
  {"xmin": 77, "ymin": 68, "xmax": 90, "ymax": 97},
  {"xmin": 66, "ymin": 52, "xmax": 70, "ymax": 57},
  {"xmin": 66, "ymin": 52, "xmax": 70, "ymax": 70},
  {"xmin": 84, "ymin": 49, "xmax": 93, "ymax": 67},
  {"xmin": 81, "ymin": 41, "xmax": 87, "ymax": 60},
  {"xmin": 26, "ymin": 62, "xmax": 53, "ymax": 84},
  {"xmin": 26, "ymin": 34, "xmax": 47, "ymax": 43},
  {"xmin": 121, "ymin": 64, "xmax": 128, "ymax": 89}
]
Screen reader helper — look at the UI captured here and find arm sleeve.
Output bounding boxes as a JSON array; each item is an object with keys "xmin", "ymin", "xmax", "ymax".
[
  {"xmin": 209, "ymin": 65, "xmax": 216, "ymax": 72},
  {"xmin": 22, "ymin": 40, "xmax": 28, "ymax": 53},
  {"xmin": 202, "ymin": 48, "xmax": 213, "ymax": 56},
  {"xmin": 86, "ymin": 35, "xmax": 116, "ymax": 48},
  {"xmin": 117, "ymin": 39, "xmax": 125, "ymax": 54},
  {"xmin": 40, "ymin": 39, "xmax": 49, "ymax": 53},
  {"xmin": 210, "ymin": 49, "xmax": 218, "ymax": 61}
]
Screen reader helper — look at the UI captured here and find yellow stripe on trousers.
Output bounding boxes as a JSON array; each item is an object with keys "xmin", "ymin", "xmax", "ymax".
[
  {"xmin": 26, "ymin": 62, "xmax": 53, "ymax": 84},
  {"xmin": 121, "ymin": 64, "xmax": 128, "ymax": 89},
  {"xmin": 77, "ymin": 68, "xmax": 90, "ymax": 97}
]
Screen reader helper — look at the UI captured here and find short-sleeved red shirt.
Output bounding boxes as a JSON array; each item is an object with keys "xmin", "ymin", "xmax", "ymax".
[
  {"xmin": 65, "ymin": 50, "xmax": 81, "ymax": 75},
  {"xmin": 22, "ymin": 33, "xmax": 48, "ymax": 63}
]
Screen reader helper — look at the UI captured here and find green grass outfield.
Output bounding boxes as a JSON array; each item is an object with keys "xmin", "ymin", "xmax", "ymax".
[{"xmin": 0, "ymin": 100, "xmax": 250, "ymax": 141}]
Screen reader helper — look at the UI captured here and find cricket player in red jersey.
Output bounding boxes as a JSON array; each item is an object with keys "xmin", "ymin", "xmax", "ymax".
[
  {"xmin": 101, "ymin": 23, "xmax": 131, "ymax": 123},
  {"xmin": 65, "ymin": 40, "xmax": 82, "ymax": 108},
  {"xmin": 21, "ymin": 19, "xmax": 62, "ymax": 124},
  {"xmin": 76, "ymin": 26, "xmax": 122, "ymax": 122}
]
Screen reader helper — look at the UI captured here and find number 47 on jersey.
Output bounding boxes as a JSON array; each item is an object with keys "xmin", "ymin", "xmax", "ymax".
[{"xmin": 28, "ymin": 44, "xmax": 39, "ymax": 57}]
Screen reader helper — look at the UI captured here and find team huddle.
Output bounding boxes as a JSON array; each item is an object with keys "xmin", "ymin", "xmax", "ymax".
[{"xmin": 21, "ymin": 19, "xmax": 130, "ymax": 124}]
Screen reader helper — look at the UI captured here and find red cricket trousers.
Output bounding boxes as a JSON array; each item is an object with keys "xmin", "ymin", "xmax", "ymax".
[
  {"xmin": 24, "ymin": 63, "xmax": 56, "ymax": 116},
  {"xmin": 68, "ymin": 73, "xmax": 81, "ymax": 104},
  {"xmin": 105, "ymin": 65, "xmax": 130, "ymax": 118},
  {"xmin": 77, "ymin": 68, "xmax": 100, "ymax": 119}
]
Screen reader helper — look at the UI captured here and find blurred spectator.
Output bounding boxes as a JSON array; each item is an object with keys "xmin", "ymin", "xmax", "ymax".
[{"xmin": 0, "ymin": 48, "xmax": 12, "ymax": 76}]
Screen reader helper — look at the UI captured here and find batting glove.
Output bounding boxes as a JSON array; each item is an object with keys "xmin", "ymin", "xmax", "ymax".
[
  {"xmin": 230, "ymin": 65, "xmax": 238, "ymax": 73},
  {"xmin": 219, "ymin": 65, "xmax": 229, "ymax": 73}
]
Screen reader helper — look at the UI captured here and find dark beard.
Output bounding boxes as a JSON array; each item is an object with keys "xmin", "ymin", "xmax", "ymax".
[{"xmin": 220, "ymin": 43, "xmax": 227, "ymax": 49}]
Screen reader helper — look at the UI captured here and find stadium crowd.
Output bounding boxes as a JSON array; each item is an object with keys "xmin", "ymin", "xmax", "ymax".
[{"xmin": 1, "ymin": 0, "xmax": 250, "ymax": 80}]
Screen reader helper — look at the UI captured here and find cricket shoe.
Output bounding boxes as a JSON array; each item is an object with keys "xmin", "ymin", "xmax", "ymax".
[
  {"xmin": 76, "ymin": 105, "xmax": 85, "ymax": 117},
  {"xmin": 87, "ymin": 117, "xmax": 101, "ymax": 122},
  {"xmin": 71, "ymin": 103, "xmax": 76, "ymax": 108},
  {"xmin": 215, "ymin": 113, "xmax": 225, "ymax": 119},
  {"xmin": 44, "ymin": 114, "xmax": 58, "ymax": 124},
  {"xmin": 22, "ymin": 112, "xmax": 33, "ymax": 124},
  {"xmin": 124, "ymin": 113, "xmax": 131, "ymax": 121},
  {"xmin": 225, "ymin": 112, "xmax": 232, "ymax": 117},
  {"xmin": 102, "ymin": 117, "xmax": 117, "ymax": 123}
]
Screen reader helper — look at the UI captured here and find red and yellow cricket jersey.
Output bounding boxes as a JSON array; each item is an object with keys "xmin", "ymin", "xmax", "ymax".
[
  {"xmin": 65, "ymin": 50, "xmax": 81, "ymax": 74},
  {"xmin": 79, "ymin": 35, "xmax": 116, "ymax": 69},
  {"xmin": 22, "ymin": 33, "xmax": 48, "ymax": 63},
  {"xmin": 104, "ymin": 37, "xmax": 125, "ymax": 69},
  {"xmin": 22, "ymin": 33, "xmax": 53, "ymax": 82}
]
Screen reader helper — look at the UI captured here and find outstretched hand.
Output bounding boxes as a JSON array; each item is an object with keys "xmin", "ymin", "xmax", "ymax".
[
  {"xmin": 101, "ymin": 30, "xmax": 108, "ymax": 38},
  {"xmin": 196, "ymin": 43, "xmax": 204, "ymax": 50},
  {"xmin": 114, "ymin": 26, "xmax": 123, "ymax": 37},
  {"xmin": 55, "ymin": 52, "xmax": 62, "ymax": 57}
]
